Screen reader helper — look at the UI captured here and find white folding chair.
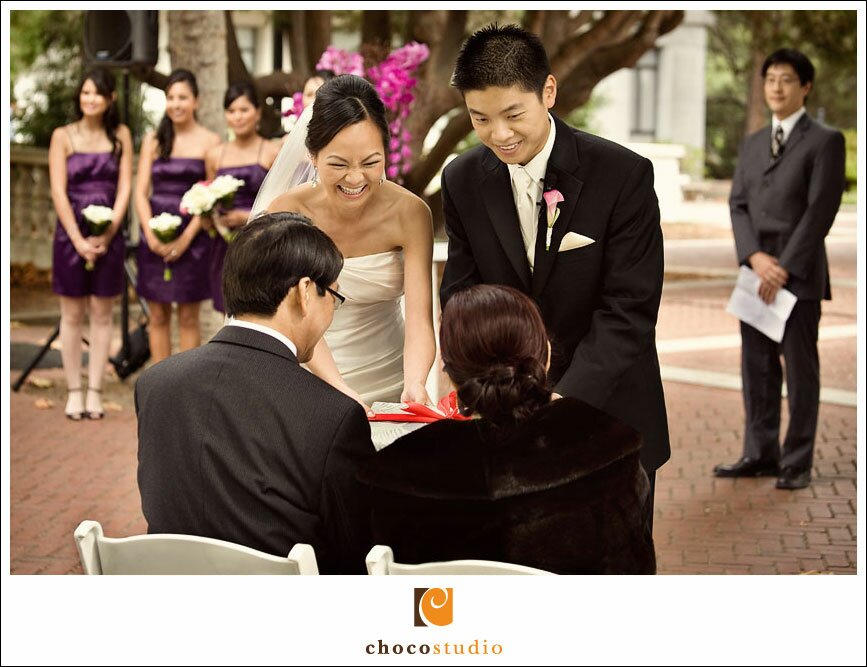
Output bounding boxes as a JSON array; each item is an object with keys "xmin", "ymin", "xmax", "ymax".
[
  {"xmin": 365, "ymin": 545, "xmax": 554, "ymax": 575},
  {"xmin": 74, "ymin": 520, "xmax": 318, "ymax": 575}
]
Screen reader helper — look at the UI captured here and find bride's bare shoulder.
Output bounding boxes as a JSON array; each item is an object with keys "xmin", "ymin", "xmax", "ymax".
[
  {"xmin": 390, "ymin": 184, "xmax": 432, "ymax": 224},
  {"xmin": 266, "ymin": 184, "xmax": 313, "ymax": 213}
]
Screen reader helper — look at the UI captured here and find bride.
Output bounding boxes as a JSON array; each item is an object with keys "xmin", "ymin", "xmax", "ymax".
[{"xmin": 252, "ymin": 75, "xmax": 435, "ymax": 412}]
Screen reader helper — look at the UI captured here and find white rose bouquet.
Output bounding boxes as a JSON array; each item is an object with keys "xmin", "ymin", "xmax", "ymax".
[
  {"xmin": 148, "ymin": 212, "xmax": 183, "ymax": 281},
  {"xmin": 179, "ymin": 182, "xmax": 217, "ymax": 217},
  {"xmin": 80, "ymin": 205, "xmax": 115, "ymax": 270},
  {"xmin": 209, "ymin": 174, "xmax": 245, "ymax": 210},
  {"xmin": 209, "ymin": 175, "xmax": 246, "ymax": 243}
]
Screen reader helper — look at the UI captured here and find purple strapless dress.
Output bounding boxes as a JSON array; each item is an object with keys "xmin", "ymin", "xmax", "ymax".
[
  {"xmin": 209, "ymin": 163, "xmax": 268, "ymax": 313},
  {"xmin": 137, "ymin": 157, "xmax": 211, "ymax": 304},
  {"xmin": 52, "ymin": 152, "xmax": 124, "ymax": 297}
]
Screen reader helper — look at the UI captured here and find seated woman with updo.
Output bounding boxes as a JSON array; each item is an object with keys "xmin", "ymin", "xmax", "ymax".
[{"xmin": 358, "ymin": 284, "xmax": 656, "ymax": 574}]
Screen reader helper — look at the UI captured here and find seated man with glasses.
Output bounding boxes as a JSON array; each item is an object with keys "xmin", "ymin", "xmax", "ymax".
[{"xmin": 136, "ymin": 212, "xmax": 374, "ymax": 573}]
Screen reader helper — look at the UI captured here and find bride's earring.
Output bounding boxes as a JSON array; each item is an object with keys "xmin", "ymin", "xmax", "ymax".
[
  {"xmin": 311, "ymin": 167, "xmax": 319, "ymax": 188},
  {"xmin": 379, "ymin": 171, "xmax": 386, "ymax": 185}
]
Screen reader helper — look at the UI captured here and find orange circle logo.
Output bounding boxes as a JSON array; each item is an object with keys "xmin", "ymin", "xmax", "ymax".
[{"xmin": 415, "ymin": 587, "xmax": 453, "ymax": 627}]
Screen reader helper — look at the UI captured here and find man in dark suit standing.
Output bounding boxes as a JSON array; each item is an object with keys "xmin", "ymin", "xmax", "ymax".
[
  {"xmin": 440, "ymin": 24, "xmax": 669, "ymax": 516},
  {"xmin": 713, "ymin": 49, "xmax": 846, "ymax": 490},
  {"xmin": 136, "ymin": 212, "xmax": 374, "ymax": 573}
]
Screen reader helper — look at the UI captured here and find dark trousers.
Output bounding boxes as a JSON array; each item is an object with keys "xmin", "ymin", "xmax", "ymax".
[
  {"xmin": 646, "ymin": 470, "xmax": 655, "ymax": 534},
  {"xmin": 740, "ymin": 298, "xmax": 821, "ymax": 472}
]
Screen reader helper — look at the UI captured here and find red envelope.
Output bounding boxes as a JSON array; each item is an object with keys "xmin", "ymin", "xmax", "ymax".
[{"xmin": 368, "ymin": 391, "xmax": 470, "ymax": 422}]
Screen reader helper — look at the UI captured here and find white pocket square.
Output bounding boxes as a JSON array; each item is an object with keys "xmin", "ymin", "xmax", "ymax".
[{"xmin": 558, "ymin": 232, "xmax": 595, "ymax": 252}]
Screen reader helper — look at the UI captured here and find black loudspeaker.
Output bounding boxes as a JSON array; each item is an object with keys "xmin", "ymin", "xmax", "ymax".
[{"xmin": 83, "ymin": 11, "xmax": 159, "ymax": 68}]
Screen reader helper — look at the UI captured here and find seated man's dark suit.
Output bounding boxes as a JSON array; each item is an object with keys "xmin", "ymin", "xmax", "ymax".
[{"xmin": 136, "ymin": 326, "xmax": 374, "ymax": 574}]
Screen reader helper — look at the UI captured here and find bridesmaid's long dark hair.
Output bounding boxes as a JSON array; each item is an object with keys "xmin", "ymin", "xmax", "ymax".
[
  {"xmin": 156, "ymin": 68, "xmax": 199, "ymax": 160},
  {"xmin": 74, "ymin": 68, "xmax": 121, "ymax": 160}
]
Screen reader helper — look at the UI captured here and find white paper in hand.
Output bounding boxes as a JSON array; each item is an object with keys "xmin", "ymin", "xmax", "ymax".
[{"xmin": 725, "ymin": 266, "xmax": 797, "ymax": 343}]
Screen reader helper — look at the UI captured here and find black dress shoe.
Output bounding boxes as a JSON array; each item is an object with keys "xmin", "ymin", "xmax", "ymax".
[
  {"xmin": 775, "ymin": 467, "xmax": 811, "ymax": 490},
  {"xmin": 713, "ymin": 457, "xmax": 779, "ymax": 478}
]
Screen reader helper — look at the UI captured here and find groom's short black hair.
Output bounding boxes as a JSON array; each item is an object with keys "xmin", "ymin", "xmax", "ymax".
[
  {"xmin": 451, "ymin": 23, "xmax": 551, "ymax": 98},
  {"xmin": 223, "ymin": 212, "xmax": 343, "ymax": 318}
]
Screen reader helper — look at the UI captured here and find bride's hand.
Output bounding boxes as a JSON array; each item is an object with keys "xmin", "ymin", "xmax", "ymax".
[{"xmin": 401, "ymin": 381, "xmax": 432, "ymax": 406}]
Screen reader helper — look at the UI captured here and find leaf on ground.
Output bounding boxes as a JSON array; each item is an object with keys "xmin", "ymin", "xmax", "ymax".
[
  {"xmin": 27, "ymin": 377, "xmax": 54, "ymax": 389},
  {"xmin": 104, "ymin": 401, "xmax": 123, "ymax": 412},
  {"xmin": 34, "ymin": 398, "xmax": 54, "ymax": 409}
]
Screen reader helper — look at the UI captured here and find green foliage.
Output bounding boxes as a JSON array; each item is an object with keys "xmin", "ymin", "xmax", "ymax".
[
  {"xmin": 12, "ymin": 47, "xmax": 82, "ymax": 146},
  {"xmin": 11, "ymin": 11, "xmax": 84, "ymax": 147},
  {"xmin": 565, "ymin": 92, "xmax": 604, "ymax": 136},
  {"xmin": 11, "ymin": 10, "xmax": 153, "ymax": 148},
  {"xmin": 842, "ymin": 129, "xmax": 856, "ymax": 183},
  {"xmin": 10, "ymin": 10, "xmax": 83, "ymax": 80},
  {"xmin": 842, "ymin": 128, "xmax": 857, "ymax": 199}
]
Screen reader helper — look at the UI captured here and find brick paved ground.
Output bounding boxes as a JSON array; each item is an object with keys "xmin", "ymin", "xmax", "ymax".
[{"xmin": 8, "ymin": 206, "xmax": 859, "ymax": 575}]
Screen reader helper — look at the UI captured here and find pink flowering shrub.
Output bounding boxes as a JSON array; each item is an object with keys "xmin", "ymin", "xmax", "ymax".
[{"xmin": 316, "ymin": 47, "xmax": 365, "ymax": 77}]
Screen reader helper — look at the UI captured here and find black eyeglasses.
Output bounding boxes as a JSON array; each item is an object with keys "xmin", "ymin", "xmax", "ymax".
[{"xmin": 322, "ymin": 285, "xmax": 346, "ymax": 310}]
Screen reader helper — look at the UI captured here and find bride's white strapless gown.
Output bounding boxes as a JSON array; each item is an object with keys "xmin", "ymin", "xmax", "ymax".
[{"xmin": 324, "ymin": 250, "xmax": 405, "ymax": 404}]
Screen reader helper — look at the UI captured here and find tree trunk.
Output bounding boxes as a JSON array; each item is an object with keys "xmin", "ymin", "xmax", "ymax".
[
  {"xmin": 167, "ymin": 11, "xmax": 228, "ymax": 136},
  {"xmin": 288, "ymin": 10, "xmax": 311, "ymax": 75},
  {"xmin": 225, "ymin": 10, "xmax": 251, "ymax": 84},
  {"xmin": 745, "ymin": 46, "xmax": 768, "ymax": 135},
  {"xmin": 362, "ymin": 11, "xmax": 391, "ymax": 49},
  {"xmin": 305, "ymin": 11, "xmax": 332, "ymax": 74}
]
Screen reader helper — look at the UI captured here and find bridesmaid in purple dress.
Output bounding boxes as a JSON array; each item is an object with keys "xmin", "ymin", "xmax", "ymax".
[
  {"xmin": 134, "ymin": 69, "xmax": 220, "ymax": 363},
  {"xmin": 48, "ymin": 68, "xmax": 133, "ymax": 421},
  {"xmin": 204, "ymin": 82, "xmax": 279, "ymax": 312}
]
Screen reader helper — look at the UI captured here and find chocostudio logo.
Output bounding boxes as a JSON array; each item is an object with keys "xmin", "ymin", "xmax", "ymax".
[
  {"xmin": 362, "ymin": 587, "xmax": 504, "ymax": 655},
  {"xmin": 414, "ymin": 587, "xmax": 453, "ymax": 627}
]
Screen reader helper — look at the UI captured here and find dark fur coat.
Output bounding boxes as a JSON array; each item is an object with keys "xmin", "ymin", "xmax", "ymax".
[{"xmin": 357, "ymin": 397, "xmax": 656, "ymax": 574}]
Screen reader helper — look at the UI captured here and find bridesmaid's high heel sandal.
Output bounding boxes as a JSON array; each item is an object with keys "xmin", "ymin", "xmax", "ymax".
[
  {"xmin": 86, "ymin": 387, "xmax": 105, "ymax": 420},
  {"xmin": 65, "ymin": 388, "xmax": 85, "ymax": 421}
]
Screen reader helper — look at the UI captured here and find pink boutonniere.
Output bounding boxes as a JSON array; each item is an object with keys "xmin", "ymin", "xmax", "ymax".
[{"xmin": 542, "ymin": 189, "xmax": 564, "ymax": 251}]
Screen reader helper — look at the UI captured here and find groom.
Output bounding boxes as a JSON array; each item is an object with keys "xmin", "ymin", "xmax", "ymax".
[{"xmin": 440, "ymin": 24, "xmax": 670, "ymax": 501}]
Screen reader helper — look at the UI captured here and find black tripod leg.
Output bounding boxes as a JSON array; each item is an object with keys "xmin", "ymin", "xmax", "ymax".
[{"xmin": 12, "ymin": 324, "xmax": 61, "ymax": 392}]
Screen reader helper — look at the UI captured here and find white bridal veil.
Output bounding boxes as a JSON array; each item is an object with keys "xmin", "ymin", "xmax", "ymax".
[{"xmin": 248, "ymin": 102, "xmax": 315, "ymax": 221}]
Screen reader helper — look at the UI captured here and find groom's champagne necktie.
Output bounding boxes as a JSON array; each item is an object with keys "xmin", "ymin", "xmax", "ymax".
[
  {"xmin": 512, "ymin": 167, "xmax": 538, "ymax": 271},
  {"xmin": 771, "ymin": 124, "xmax": 785, "ymax": 160}
]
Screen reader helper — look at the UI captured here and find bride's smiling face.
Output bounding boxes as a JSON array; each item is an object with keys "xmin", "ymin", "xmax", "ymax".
[{"xmin": 313, "ymin": 119, "xmax": 386, "ymax": 203}]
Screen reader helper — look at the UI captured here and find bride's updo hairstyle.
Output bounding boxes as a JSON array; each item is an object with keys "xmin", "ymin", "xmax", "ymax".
[
  {"xmin": 305, "ymin": 74, "xmax": 390, "ymax": 155},
  {"xmin": 440, "ymin": 285, "xmax": 552, "ymax": 426}
]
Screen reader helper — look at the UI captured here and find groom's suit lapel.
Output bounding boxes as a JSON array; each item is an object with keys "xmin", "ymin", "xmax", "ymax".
[
  {"xmin": 481, "ymin": 151, "xmax": 532, "ymax": 290},
  {"xmin": 531, "ymin": 117, "xmax": 584, "ymax": 299}
]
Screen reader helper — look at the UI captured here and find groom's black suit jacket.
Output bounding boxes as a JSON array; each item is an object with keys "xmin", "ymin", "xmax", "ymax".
[
  {"xmin": 136, "ymin": 326, "xmax": 374, "ymax": 574},
  {"xmin": 440, "ymin": 115, "xmax": 669, "ymax": 471}
]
